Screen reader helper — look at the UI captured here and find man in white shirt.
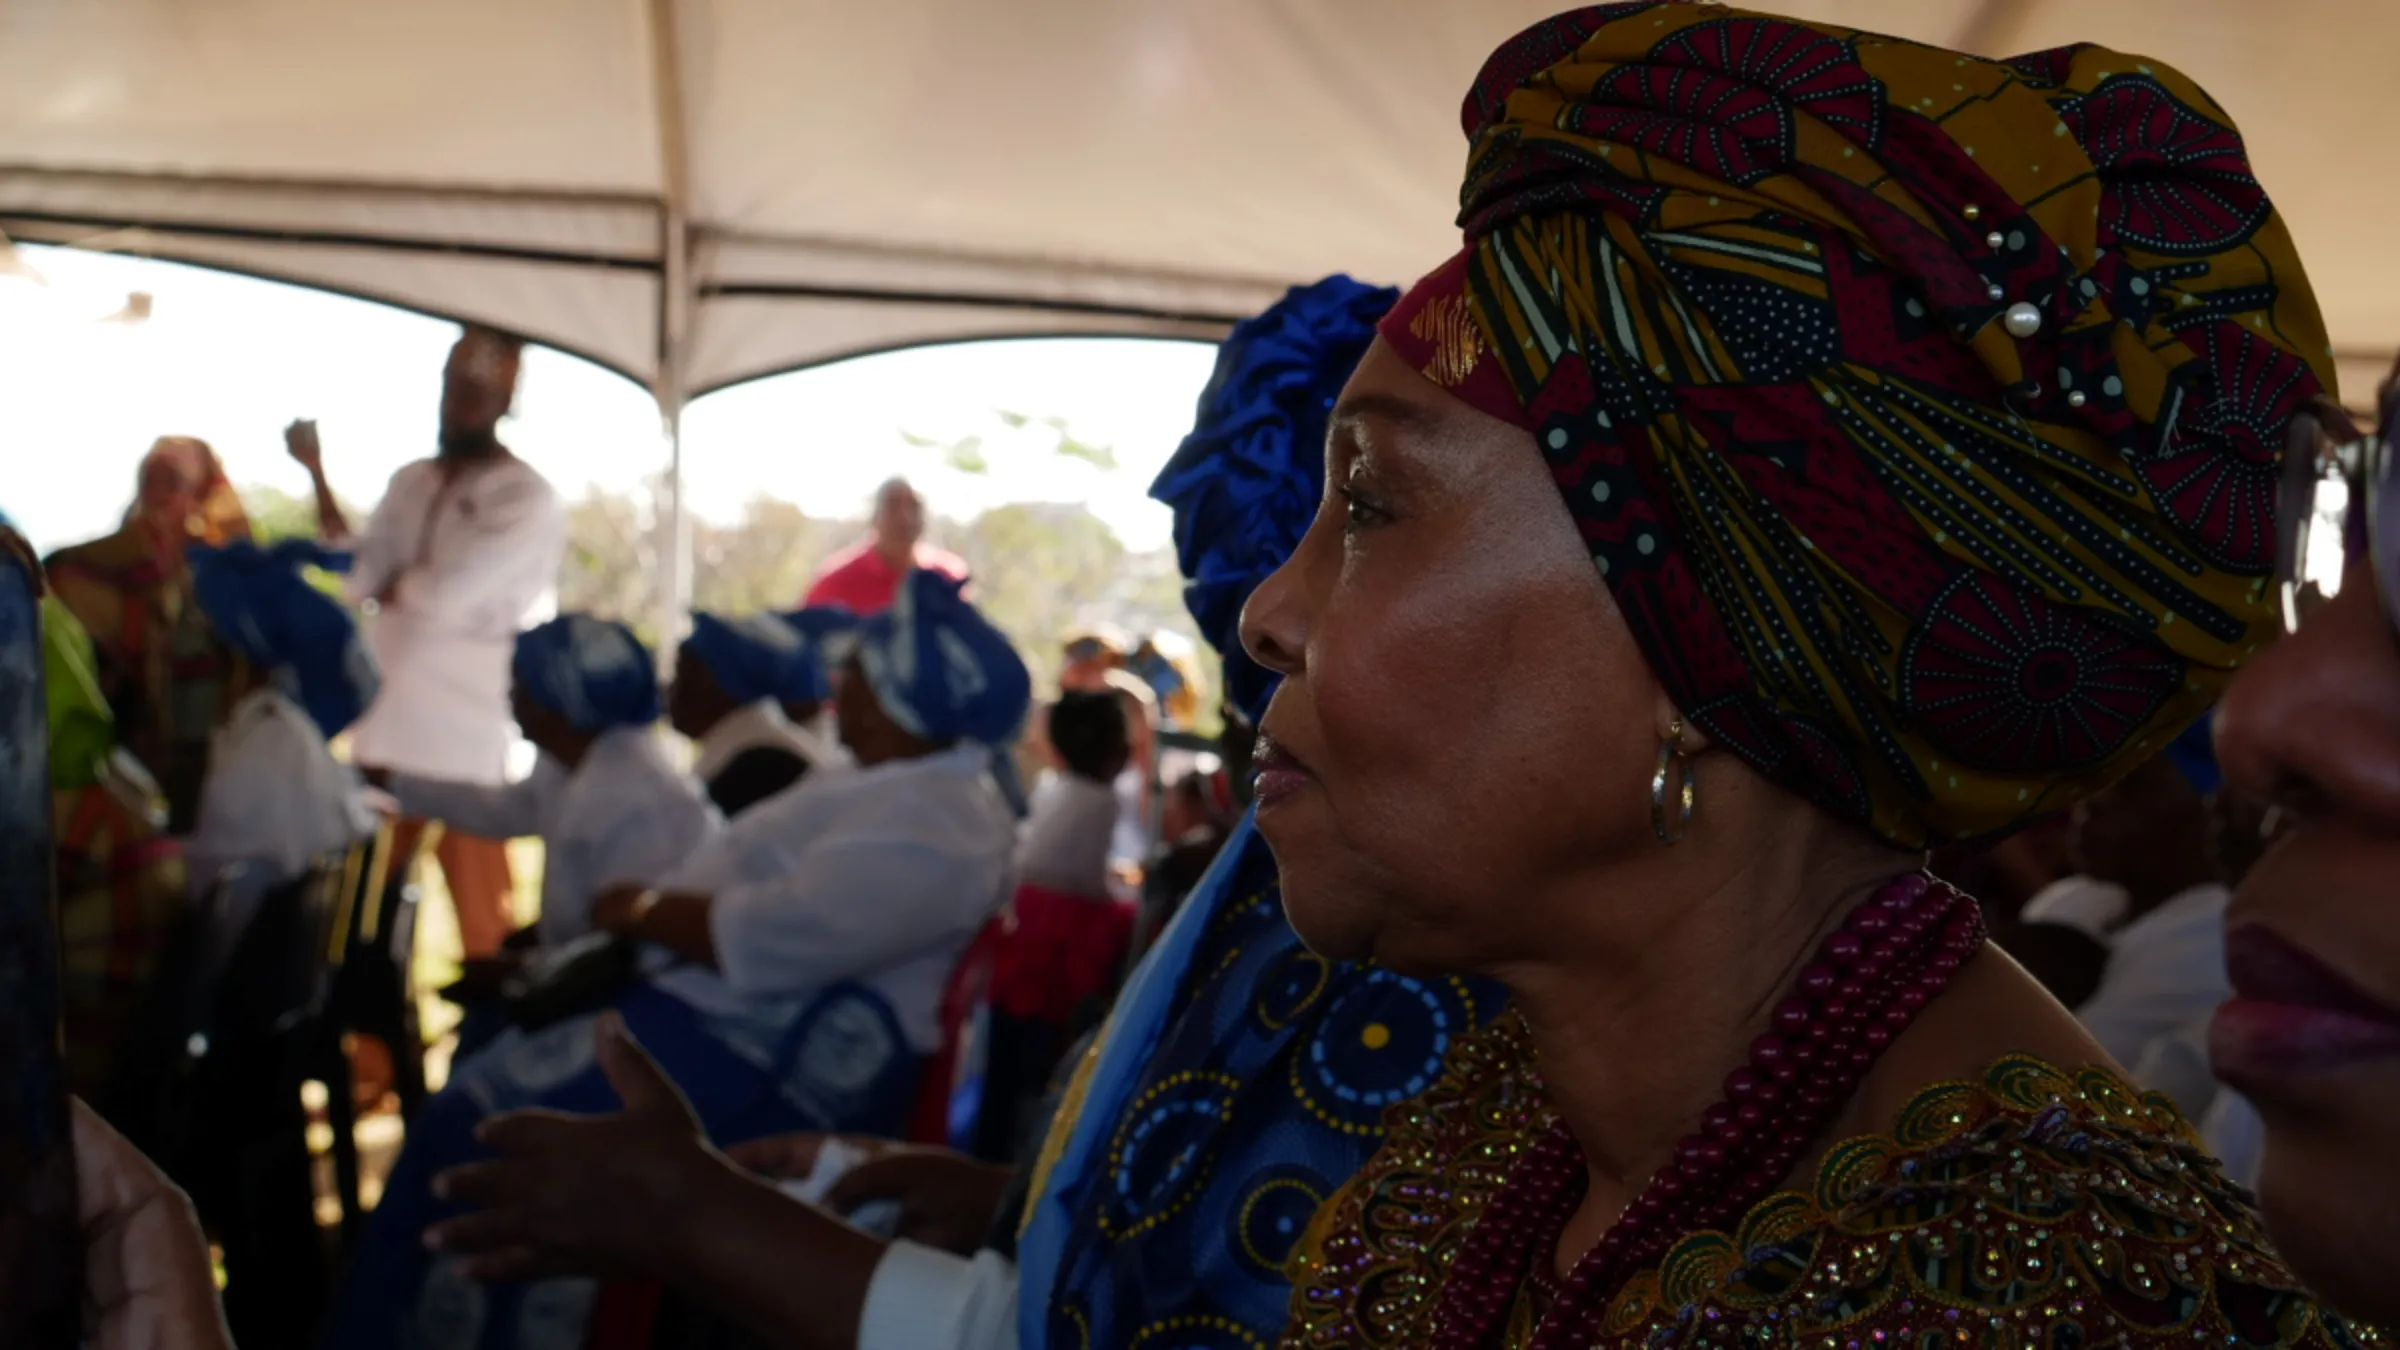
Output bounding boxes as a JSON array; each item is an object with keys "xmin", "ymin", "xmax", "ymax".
[{"xmin": 287, "ymin": 325, "xmax": 568, "ymax": 955}]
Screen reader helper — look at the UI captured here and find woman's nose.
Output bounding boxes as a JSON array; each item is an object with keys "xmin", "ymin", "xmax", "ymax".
[
  {"xmin": 2216, "ymin": 561, "xmax": 2400, "ymax": 831},
  {"xmin": 1240, "ymin": 550, "xmax": 1311, "ymax": 679}
]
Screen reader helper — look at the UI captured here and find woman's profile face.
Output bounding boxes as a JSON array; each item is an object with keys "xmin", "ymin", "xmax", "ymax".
[
  {"xmin": 1239, "ymin": 341, "xmax": 1665, "ymax": 974},
  {"xmin": 2214, "ymin": 558, "xmax": 2400, "ymax": 1324}
]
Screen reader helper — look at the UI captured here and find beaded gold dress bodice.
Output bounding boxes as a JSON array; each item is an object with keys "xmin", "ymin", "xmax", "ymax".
[{"xmin": 1280, "ymin": 1015, "xmax": 2377, "ymax": 1350}]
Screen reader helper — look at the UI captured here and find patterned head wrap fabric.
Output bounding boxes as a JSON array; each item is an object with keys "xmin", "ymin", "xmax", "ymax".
[
  {"xmin": 1378, "ymin": 2, "xmax": 2331, "ymax": 846},
  {"xmin": 1151, "ymin": 275, "xmax": 1397, "ymax": 724},
  {"xmin": 686, "ymin": 612, "xmax": 821, "ymax": 707},
  {"xmin": 511, "ymin": 614, "xmax": 661, "ymax": 733},
  {"xmin": 774, "ymin": 606, "xmax": 865, "ymax": 701},
  {"xmin": 133, "ymin": 436, "xmax": 253, "ymax": 547},
  {"xmin": 850, "ymin": 569, "xmax": 1032, "ymax": 748},
  {"xmin": 188, "ymin": 539, "xmax": 380, "ymax": 741}
]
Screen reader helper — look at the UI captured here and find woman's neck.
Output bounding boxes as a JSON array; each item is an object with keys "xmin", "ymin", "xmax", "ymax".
[{"xmin": 1496, "ymin": 824, "xmax": 1911, "ymax": 1249}]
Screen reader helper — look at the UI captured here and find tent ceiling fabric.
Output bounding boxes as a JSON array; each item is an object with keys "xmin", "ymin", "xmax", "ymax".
[{"xmin": 0, "ymin": 0, "xmax": 2391, "ymax": 400}]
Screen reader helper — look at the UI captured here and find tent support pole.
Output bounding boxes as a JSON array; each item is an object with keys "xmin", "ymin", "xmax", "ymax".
[{"xmin": 649, "ymin": 0, "xmax": 695, "ymax": 652}]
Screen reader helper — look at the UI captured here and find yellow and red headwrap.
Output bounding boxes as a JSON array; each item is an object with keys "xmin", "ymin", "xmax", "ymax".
[{"xmin": 1381, "ymin": 2, "xmax": 2330, "ymax": 846}]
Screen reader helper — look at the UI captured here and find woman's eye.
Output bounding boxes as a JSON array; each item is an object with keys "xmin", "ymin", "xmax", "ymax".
[{"xmin": 1339, "ymin": 487, "xmax": 1390, "ymax": 529}]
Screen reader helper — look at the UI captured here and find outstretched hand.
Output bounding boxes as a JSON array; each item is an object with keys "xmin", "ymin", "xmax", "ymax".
[{"xmin": 424, "ymin": 1012, "xmax": 717, "ymax": 1283}]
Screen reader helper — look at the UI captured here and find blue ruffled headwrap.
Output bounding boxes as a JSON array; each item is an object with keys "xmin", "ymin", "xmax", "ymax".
[
  {"xmin": 774, "ymin": 606, "xmax": 864, "ymax": 703},
  {"xmin": 512, "ymin": 614, "xmax": 661, "ymax": 732},
  {"xmin": 687, "ymin": 612, "xmax": 822, "ymax": 706},
  {"xmin": 851, "ymin": 571, "xmax": 1031, "ymax": 748},
  {"xmin": 1148, "ymin": 275, "xmax": 1396, "ymax": 723},
  {"xmin": 188, "ymin": 539, "xmax": 381, "ymax": 740}
]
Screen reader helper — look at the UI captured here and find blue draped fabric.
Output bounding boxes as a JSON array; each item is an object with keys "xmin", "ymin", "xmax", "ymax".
[
  {"xmin": 774, "ymin": 606, "xmax": 863, "ymax": 702},
  {"xmin": 186, "ymin": 538, "xmax": 379, "ymax": 739},
  {"xmin": 1017, "ymin": 815, "xmax": 1503, "ymax": 1346},
  {"xmin": 1148, "ymin": 276, "xmax": 1395, "ymax": 723},
  {"xmin": 686, "ymin": 612, "xmax": 816, "ymax": 707},
  {"xmin": 511, "ymin": 614, "xmax": 661, "ymax": 732},
  {"xmin": 850, "ymin": 570, "xmax": 1029, "ymax": 747},
  {"xmin": 325, "ymin": 981, "xmax": 919, "ymax": 1350}
]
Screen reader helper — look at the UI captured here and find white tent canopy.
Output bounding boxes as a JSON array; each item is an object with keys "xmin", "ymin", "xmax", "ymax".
[
  {"xmin": 7, "ymin": 0, "xmax": 2396, "ymax": 406},
  {"xmin": 6, "ymin": 0, "xmax": 2395, "ymax": 634}
]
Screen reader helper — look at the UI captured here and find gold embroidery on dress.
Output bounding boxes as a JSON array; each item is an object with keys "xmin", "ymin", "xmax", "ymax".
[
  {"xmin": 1278, "ymin": 1014, "xmax": 2383, "ymax": 1349},
  {"xmin": 1409, "ymin": 292, "xmax": 1486, "ymax": 388}
]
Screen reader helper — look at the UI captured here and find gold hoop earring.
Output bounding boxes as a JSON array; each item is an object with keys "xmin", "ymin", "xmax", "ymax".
[{"xmin": 1652, "ymin": 718, "xmax": 1695, "ymax": 844}]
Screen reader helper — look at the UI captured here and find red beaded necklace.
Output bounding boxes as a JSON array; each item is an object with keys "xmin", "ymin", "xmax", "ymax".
[{"xmin": 1425, "ymin": 871, "xmax": 1987, "ymax": 1350}]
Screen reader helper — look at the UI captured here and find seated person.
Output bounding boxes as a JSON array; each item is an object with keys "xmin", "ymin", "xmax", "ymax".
[
  {"xmin": 371, "ymin": 613, "xmax": 718, "ymax": 948},
  {"xmin": 1013, "ymin": 691, "xmax": 1129, "ymax": 901},
  {"xmin": 977, "ymin": 690, "xmax": 1137, "ymax": 1159},
  {"xmin": 183, "ymin": 539, "xmax": 381, "ymax": 893},
  {"xmin": 45, "ymin": 593, "xmax": 188, "ymax": 1101},
  {"xmin": 2011, "ymin": 720, "xmax": 2232, "ymax": 1119},
  {"xmin": 775, "ymin": 605, "xmax": 862, "ymax": 732},
  {"xmin": 326, "ymin": 569, "xmax": 1029, "ymax": 1350},
  {"xmin": 671, "ymin": 610, "xmax": 846, "ymax": 819}
]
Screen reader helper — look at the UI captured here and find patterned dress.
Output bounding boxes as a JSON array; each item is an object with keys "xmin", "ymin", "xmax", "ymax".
[
  {"xmin": 1025, "ymin": 827, "xmax": 1504, "ymax": 1348},
  {"xmin": 1283, "ymin": 1015, "xmax": 2379, "ymax": 1350}
]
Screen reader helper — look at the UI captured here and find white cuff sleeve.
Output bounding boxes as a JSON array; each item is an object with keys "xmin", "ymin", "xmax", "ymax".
[
  {"xmin": 856, "ymin": 1242, "xmax": 1019, "ymax": 1350},
  {"xmin": 2016, "ymin": 876, "xmax": 2130, "ymax": 940}
]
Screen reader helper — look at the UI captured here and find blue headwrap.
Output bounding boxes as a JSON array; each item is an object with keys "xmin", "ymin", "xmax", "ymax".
[
  {"xmin": 687, "ymin": 612, "xmax": 821, "ymax": 706},
  {"xmin": 511, "ymin": 614, "xmax": 661, "ymax": 732},
  {"xmin": 188, "ymin": 539, "xmax": 380, "ymax": 740},
  {"xmin": 1149, "ymin": 275, "xmax": 1396, "ymax": 724},
  {"xmin": 851, "ymin": 570, "xmax": 1030, "ymax": 748},
  {"xmin": 774, "ymin": 606, "xmax": 865, "ymax": 703},
  {"xmin": 2167, "ymin": 714, "xmax": 2222, "ymax": 796}
]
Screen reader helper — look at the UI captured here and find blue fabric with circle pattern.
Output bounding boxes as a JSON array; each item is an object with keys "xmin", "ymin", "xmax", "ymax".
[{"xmin": 1035, "ymin": 824, "xmax": 1502, "ymax": 1348}]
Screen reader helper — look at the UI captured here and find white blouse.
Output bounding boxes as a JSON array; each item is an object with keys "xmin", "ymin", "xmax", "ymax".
[
  {"xmin": 186, "ymin": 687, "xmax": 377, "ymax": 892},
  {"xmin": 647, "ymin": 745, "xmax": 1017, "ymax": 1053},
  {"xmin": 392, "ymin": 725, "xmax": 718, "ymax": 945}
]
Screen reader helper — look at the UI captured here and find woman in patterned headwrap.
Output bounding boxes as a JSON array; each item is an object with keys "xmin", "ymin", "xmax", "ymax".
[
  {"xmin": 45, "ymin": 436, "xmax": 254, "ymax": 831},
  {"xmin": 1256, "ymin": 6, "xmax": 2364, "ymax": 1347}
]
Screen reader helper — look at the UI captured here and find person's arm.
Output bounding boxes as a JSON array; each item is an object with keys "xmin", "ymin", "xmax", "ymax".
[
  {"xmin": 394, "ymin": 474, "xmax": 566, "ymax": 626},
  {"xmin": 387, "ymin": 760, "xmax": 555, "ymax": 842},
  {"xmin": 424, "ymin": 1015, "xmax": 1023, "ymax": 1350},
  {"xmin": 701, "ymin": 839, "xmax": 992, "ymax": 997},
  {"xmin": 284, "ymin": 420, "xmax": 352, "ymax": 541}
]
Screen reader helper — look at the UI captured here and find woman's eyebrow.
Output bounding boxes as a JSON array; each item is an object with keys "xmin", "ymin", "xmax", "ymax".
[{"xmin": 1329, "ymin": 392, "xmax": 1442, "ymax": 440}]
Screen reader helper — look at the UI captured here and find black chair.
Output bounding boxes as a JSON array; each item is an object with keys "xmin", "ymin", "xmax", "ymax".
[
  {"xmin": 292, "ymin": 820, "xmax": 432, "ymax": 1248},
  {"xmin": 100, "ymin": 855, "xmax": 344, "ymax": 1350}
]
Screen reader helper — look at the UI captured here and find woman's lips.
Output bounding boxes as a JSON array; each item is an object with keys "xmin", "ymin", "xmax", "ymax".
[
  {"xmin": 2210, "ymin": 925, "xmax": 2400, "ymax": 1091},
  {"xmin": 1250, "ymin": 732, "xmax": 1315, "ymax": 811}
]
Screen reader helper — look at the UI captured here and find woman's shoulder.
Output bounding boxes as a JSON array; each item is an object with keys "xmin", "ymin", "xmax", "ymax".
[
  {"xmin": 1282, "ymin": 1022, "xmax": 2380, "ymax": 1349},
  {"xmin": 1628, "ymin": 1054, "xmax": 2377, "ymax": 1347}
]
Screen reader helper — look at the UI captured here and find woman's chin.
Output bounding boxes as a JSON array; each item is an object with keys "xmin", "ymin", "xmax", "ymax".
[{"xmin": 1275, "ymin": 870, "xmax": 1381, "ymax": 964}]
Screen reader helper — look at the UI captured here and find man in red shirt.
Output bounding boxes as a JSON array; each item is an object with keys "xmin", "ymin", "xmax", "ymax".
[{"xmin": 801, "ymin": 477, "xmax": 970, "ymax": 615}]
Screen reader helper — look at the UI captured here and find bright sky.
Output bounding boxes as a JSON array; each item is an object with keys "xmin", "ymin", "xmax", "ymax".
[{"xmin": 0, "ymin": 245, "xmax": 1220, "ymax": 557}]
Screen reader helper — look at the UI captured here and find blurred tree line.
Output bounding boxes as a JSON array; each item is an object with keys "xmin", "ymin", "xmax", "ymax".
[{"xmin": 241, "ymin": 479, "xmax": 1206, "ymax": 711}]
